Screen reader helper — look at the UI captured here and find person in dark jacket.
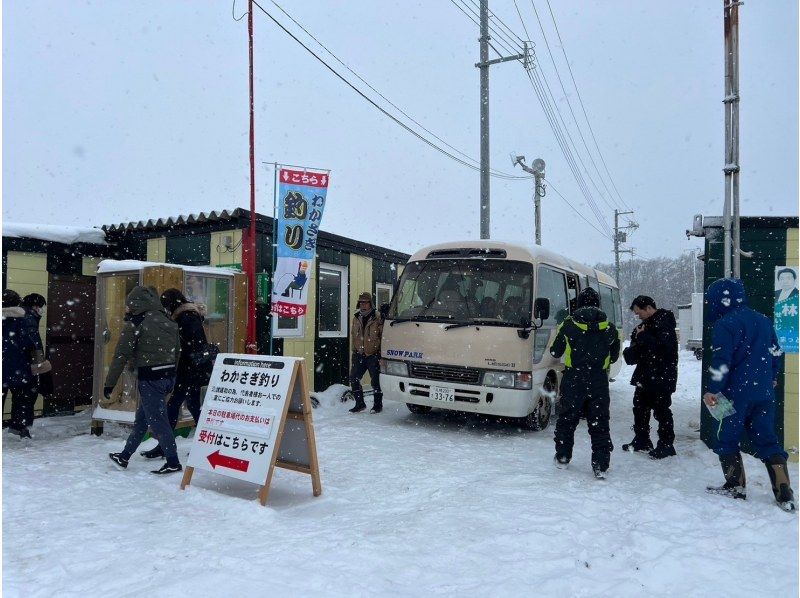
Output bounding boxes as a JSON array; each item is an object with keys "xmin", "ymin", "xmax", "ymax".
[
  {"xmin": 140, "ymin": 288, "xmax": 213, "ymax": 460},
  {"xmin": 20, "ymin": 293, "xmax": 52, "ymax": 428},
  {"xmin": 349, "ymin": 292, "xmax": 384, "ymax": 413},
  {"xmin": 702, "ymin": 278, "xmax": 795, "ymax": 511},
  {"xmin": 621, "ymin": 296, "xmax": 679, "ymax": 459},
  {"xmin": 3, "ymin": 289, "xmax": 37, "ymax": 438},
  {"xmin": 103, "ymin": 286, "xmax": 183, "ymax": 474},
  {"xmin": 551, "ymin": 288, "xmax": 620, "ymax": 479}
]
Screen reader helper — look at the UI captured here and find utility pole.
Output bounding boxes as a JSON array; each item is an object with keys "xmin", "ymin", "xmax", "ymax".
[
  {"xmin": 513, "ymin": 156, "xmax": 546, "ymax": 245},
  {"xmin": 613, "ymin": 209, "xmax": 637, "ymax": 284},
  {"xmin": 476, "ymin": 1, "xmax": 526, "ymax": 239},
  {"xmin": 723, "ymin": 0, "xmax": 741, "ymax": 277},
  {"xmin": 244, "ymin": 0, "xmax": 258, "ymax": 353}
]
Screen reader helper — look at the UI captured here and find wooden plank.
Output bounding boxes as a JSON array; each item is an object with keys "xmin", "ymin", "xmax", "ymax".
[
  {"xmin": 299, "ymin": 360, "xmax": 323, "ymax": 497},
  {"xmin": 285, "ymin": 411, "xmax": 306, "ymax": 421},
  {"xmin": 275, "ymin": 460, "xmax": 312, "ymax": 474},
  {"xmin": 180, "ymin": 466, "xmax": 195, "ymax": 490}
]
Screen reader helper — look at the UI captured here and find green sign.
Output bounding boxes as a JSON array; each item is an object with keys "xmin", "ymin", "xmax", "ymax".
[
  {"xmin": 216, "ymin": 263, "xmax": 242, "ymax": 271},
  {"xmin": 257, "ymin": 272, "xmax": 271, "ymax": 304}
]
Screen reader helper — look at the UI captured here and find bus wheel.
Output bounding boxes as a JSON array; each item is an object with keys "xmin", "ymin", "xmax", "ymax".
[
  {"xmin": 520, "ymin": 381, "xmax": 554, "ymax": 431},
  {"xmin": 406, "ymin": 403, "xmax": 432, "ymax": 415}
]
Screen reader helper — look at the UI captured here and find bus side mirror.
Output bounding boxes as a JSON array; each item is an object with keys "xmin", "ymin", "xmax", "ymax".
[{"xmin": 534, "ymin": 298, "xmax": 550, "ymax": 322}]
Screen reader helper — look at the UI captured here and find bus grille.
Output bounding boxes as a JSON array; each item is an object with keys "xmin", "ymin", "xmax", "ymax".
[{"xmin": 408, "ymin": 363, "xmax": 481, "ymax": 385}]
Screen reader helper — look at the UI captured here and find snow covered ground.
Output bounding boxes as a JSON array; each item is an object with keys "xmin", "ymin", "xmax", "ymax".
[{"xmin": 3, "ymin": 352, "xmax": 798, "ymax": 597}]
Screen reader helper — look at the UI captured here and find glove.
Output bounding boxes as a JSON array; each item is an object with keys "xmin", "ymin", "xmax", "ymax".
[{"xmin": 99, "ymin": 386, "xmax": 115, "ymax": 407}]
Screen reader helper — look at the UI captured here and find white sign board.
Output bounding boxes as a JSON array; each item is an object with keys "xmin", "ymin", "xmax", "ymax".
[{"xmin": 186, "ymin": 354, "xmax": 294, "ymax": 485}]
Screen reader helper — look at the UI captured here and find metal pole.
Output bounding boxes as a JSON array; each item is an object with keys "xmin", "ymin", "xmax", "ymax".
[
  {"xmin": 533, "ymin": 172, "xmax": 543, "ymax": 245},
  {"xmin": 479, "ymin": 0, "xmax": 490, "ymax": 239},
  {"xmin": 722, "ymin": 0, "xmax": 733, "ymax": 278},
  {"xmin": 614, "ymin": 209, "xmax": 620, "ymax": 284},
  {"xmin": 246, "ymin": 0, "xmax": 258, "ymax": 353},
  {"xmin": 269, "ymin": 162, "xmax": 278, "ymax": 356},
  {"xmin": 731, "ymin": 0, "xmax": 741, "ymax": 277}
]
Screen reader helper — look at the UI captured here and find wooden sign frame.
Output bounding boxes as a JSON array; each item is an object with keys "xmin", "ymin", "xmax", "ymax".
[{"xmin": 180, "ymin": 359, "xmax": 322, "ymax": 506}]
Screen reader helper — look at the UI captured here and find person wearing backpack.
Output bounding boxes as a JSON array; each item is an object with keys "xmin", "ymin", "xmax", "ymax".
[
  {"xmin": 139, "ymin": 288, "xmax": 215, "ymax": 460},
  {"xmin": 103, "ymin": 286, "xmax": 182, "ymax": 474}
]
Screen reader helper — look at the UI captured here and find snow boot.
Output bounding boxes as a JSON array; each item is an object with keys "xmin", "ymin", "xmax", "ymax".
[
  {"xmin": 648, "ymin": 444, "xmax": 676, "ymax": 460},
  {"xmin": 622, "ymin": 437, "xmax": 653, "ymax": 453},
  {"xmin": 349, "ymin": 400, "xmax": 367, "ymax": 413},
  {"xmin": 593, "ymin": 467, "xmax": 608, "ymax": 480},
  {"xmin": 370, "ymin": 397, "xmax": 383, "ymax": 414},
  {"xmin": 109, "ymin": 453, "xmax": 129, "ymax": 469},
  {"xmin": 706, "ymin": 453, "xmax": 746, "ymax": 500},
  {"xmin": 554, "ymin": 455, "xmax": 570, "ymax": 469},
  {"xmin": 7, "ymin": 424, "xmax": 31, "ymax": 439},
  {"xmin": 140, "ymin": 446, "xmax": 165, "ymax": 459},
  {"xmin": 151, "ymin": 462, "xmax": 183, "ymax": 475},
  {"xmin": 765, "ymin": 455, "xmax": 796, "ymax": 512}
]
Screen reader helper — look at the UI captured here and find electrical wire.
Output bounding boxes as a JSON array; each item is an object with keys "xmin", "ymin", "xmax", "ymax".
[
  {"xmin": 543, "ymin": 178, "xmax": 613, "ymax": 241},
  {"xmin": 450, "ymin": 0, "xmax": 523, "ymax": 58},
  {"xmin": 545, "ymin": 0, "xmax": 632, "ymax": 210},
  {"xmin": 252, "ymin": 0, "xmax": 530, "ymax": 180}
]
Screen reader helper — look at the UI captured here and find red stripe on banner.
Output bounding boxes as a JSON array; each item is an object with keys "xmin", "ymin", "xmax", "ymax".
[
  {"xmin": 271, "ymin": 301, "xmax": 308, "ymax": 317},
  {"xmin": 279, "ymin": 168, "xmax": 329, "ymax": 188}
]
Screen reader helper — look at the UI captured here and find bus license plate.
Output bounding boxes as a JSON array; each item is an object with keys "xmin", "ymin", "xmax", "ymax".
[{"xmin": 431, "ymin": 386, "xmax": 455, "ymax": 402}]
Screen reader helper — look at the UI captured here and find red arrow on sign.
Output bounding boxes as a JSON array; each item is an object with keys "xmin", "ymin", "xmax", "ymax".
[{"xmin": 207, "ymin": 450, "xmax": 250, "ymax": 473}]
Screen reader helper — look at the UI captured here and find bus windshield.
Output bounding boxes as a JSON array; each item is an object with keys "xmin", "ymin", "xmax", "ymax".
[{"xmin": 388, "ymin": 259, "xmax": 533, "ymax": 325}]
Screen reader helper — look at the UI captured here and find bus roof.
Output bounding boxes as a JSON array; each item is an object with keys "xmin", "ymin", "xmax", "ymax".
[{"xmin": 406, "ymin": 240, "xmax": 618, "ymax": 289}]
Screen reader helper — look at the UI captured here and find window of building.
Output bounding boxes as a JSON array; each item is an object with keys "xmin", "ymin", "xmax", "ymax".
[
  {"xmin": 166, "ymin": 234, "xmax": 210, "ymax": 266},
  {"xmin": 318, "ymin": 263, "xmax": 348, "ymax": 338},
  {"xmin": 272, "ymin": 312, "xmax": 305, "ymax": 338},
  {"xmin": 536, "ymin": 266, "xmax": 569, "ymax": 326}
]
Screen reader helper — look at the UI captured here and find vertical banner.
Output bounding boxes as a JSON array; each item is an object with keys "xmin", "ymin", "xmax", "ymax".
[
  {"xmin": 271, "ymin": 167, "xmax": 329, "ymax": 320},
  {"xmin": 774, "ymin": 266, "xmax": 799, "ymax": 353}
]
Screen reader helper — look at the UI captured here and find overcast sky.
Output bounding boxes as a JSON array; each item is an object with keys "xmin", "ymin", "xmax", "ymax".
[{"xmin": 3, "ymin": 1, "xmax": 798, "ymax": 265}]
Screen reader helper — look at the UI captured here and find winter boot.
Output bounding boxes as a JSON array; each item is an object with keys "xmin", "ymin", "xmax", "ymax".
[
  {"xmin": 706, "ymin": 453, "xmax": 746, "ymax": 500},
  {"xmin": 151, "ymin": 462, "xmax": 183, "ymax": 475},
  {"xmin": 370, "ymin": 397, "xmax": 383, "ymax": 414},
  {"xmin": 648, "ymin": 444, "xmax": 676, "ymax": 460},
  {"xmin": 622, "ymin": 437, "xmax": 653, "ymax": 453},
  {"xmin": 109, "ymin": 453, "xmax": 129, "ymax": 469},
  {"xmin": 554, "ymin": 454, "xmax": 570, "ymax": 470},
  {"xmin": 593, "ymin": 467, "xmax": 608, "ymax": 480},
  {"xmin": 349, "ymin": 400, "xmax": 367, "ymax": 413},
  {"xmin": 140, "ymin": 445, "xmax": 165, "ymax": 459},
  {"xmin": 765, "ymin": 455, "xmax": 796, "ymax": 512}
]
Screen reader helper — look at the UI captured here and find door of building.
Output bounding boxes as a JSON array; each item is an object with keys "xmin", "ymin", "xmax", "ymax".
[{"xmin": 45, "ymin": 274, "xmax": 97, "ymax": 415}]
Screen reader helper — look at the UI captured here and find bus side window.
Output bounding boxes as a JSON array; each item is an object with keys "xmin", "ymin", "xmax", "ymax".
[
  {"xmin": 599, "ymin": 284, "xmax": 621, "ymax": 327},
  {"xmin": 537, "ymin": 266, "xmax": 569, "ymax": 326},
  {"xmin": 611, "ymin": 287, "xmax": 623, "ymax": 328},
  {"xmin": 566, "ymin": 272, "xmax": 579, "ymax": 314}
]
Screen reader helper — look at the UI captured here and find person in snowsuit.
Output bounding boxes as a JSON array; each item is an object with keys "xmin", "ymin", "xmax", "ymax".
[
  {"xmin": 103, "ymin": 286, "xmax": 183, "ymax": 474},
  {"xmin": 140, "ymin": 288, "xmax": 214, "ymax": 460},
  {"xmin": 621, "ymin": 295, "xmax": 679, "ymax": 459},
  {"xmin": 349, "ymin": 292, "xmax": 384, "ymax": 414},
  {"xmin": 551, "ymin": 287, "xmax": 620, "ymax": 478},
  {"xmin": 2, "ymin": 289, "xmax": 37, "ymax": 438},
  {"xmin": 703, "ymin": 278, "xmax": 795, "ymax": 511}
]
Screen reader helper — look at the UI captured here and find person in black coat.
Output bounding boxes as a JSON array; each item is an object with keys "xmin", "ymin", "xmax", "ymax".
[
  {"xmin": 550, "ymin": 288, "xmax": 620, "ymax": 479},
  {"xmin": 3, "ymin": 289, "xmax": 37, "ymax": 437},
  {"xmin": 622, "ymin": 295, "xmax": 679, "ymax": 459},
  {"xmin": 20, "ymin": 293, "xmax": 52, "ymax": 427},
  {"xmin": 140, "ymin": 288, "xmax": 214, "ymax": 460}
]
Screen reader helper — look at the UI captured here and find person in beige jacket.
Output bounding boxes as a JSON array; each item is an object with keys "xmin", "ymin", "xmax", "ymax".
[{"xmin": 349, "ymin": 292, "xmax": 384, "ymax": 413}]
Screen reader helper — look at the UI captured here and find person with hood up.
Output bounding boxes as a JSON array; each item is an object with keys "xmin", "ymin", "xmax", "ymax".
[
  {"xmin": 103, "ymin": 286, "xmax": 183, "ymax": 474},
  {"xmin": 2, "ymin": 289, "xmax": 37, "ymax": 438},
  {"xmin": 703, "ymin": 278, "xmax": 795, "ymax": 511},
  {"xmin": 550, "ymin": 287, "xmax": 620, "ymax": 479},
  {"xmin": 349, "ymin": 292, "xmax": 384, "ymax": 414},
  {"xmin": 20, "ymin": 293, "xmax": 53, "ymax": 428},
  {"xmin": 139, "ymin": 288, "xmax": 214, "ymax": 460},
  {"xmin": 621, "ymin": 296, "xmax": 679, "ymax": 459}
]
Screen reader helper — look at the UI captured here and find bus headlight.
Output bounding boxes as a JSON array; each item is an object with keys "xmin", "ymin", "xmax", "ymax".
[
  {"xmin": 381, "ymin": 359, "xmax": 408, "ymax": 377},
  {"xmin": 483, "ymin": 371, "xmax": 533, "ymax": 389}
]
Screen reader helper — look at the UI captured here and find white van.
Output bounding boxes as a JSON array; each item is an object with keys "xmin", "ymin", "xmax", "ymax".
[{"xmin": 380, "ymin": 241, "xmax": 623, "ymax": 430}]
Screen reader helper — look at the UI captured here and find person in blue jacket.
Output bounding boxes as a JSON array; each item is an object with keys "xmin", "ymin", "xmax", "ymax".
[{"xmin": 703, "ymin": 278, "xmax": 795, "ymax": 511}]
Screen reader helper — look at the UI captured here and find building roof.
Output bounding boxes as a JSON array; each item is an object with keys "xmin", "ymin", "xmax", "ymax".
[
  {"xmin": 102, "ymin": 209, "xmax": 249, "ymax": 232},
  {"xmin": 2, "ymin": 221, "xmax": 107, "ymax": 245}
]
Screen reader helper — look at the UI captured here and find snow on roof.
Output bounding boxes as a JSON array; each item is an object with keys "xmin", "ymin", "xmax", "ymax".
[
  {"xmin": 2, "ymin": 221, "xmax": 107, "ymax": 245},
  {"xmin": 96, "ymin": 259, "xmax": 241, "ymax": 276}
]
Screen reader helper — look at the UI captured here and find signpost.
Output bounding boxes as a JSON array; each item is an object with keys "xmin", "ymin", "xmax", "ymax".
[{"xmin": 180, "ymin": 354, "xmax": 322, "ymax": 505}]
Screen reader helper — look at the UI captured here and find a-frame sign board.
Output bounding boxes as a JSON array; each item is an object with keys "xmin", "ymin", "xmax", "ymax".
[{"xmin": 180, "ymin": 355, "xmax": 321, "ymax": 506}]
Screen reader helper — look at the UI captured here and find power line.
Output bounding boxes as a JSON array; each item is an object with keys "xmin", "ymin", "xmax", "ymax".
[
  {"xmin": 450, "ymin": 0, "xmax": 523, "ymax": 58},
  {"xmin": 252, "ymin": 0, "xmax": 530, "ymax": 180},
  {"xmin": 543, "ymin": 178, "xmax": 613, "ymax": 241},
  {"xmin": 544, "ymin": 0, "xmax": 631, "ymax": 210}
]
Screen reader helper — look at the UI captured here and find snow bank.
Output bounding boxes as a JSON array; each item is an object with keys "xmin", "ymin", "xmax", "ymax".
[
  {"xmin": 2, "ymin": 221, "xmax": 107, "ymax": 245},
  {"xmin": 96, "ymin": 259, "xmax": 240, "ymax": 276},
  {"xmin": 2, "ymin": 351, "xmax": 797, "ymax": 596}
]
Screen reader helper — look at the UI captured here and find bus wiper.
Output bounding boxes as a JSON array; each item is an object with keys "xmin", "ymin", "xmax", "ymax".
[
  {"xmin": 389, "ymin": 318, "xmax": 420, "ymax": 327},
  {"xmin": 443, "ymin": 318, "xmax": 516, "ymax": 331}
]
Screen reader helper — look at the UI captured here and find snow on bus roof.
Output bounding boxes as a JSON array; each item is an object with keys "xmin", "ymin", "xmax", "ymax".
[
  {"xmin": 96, "ymin": 259, "xmax": 241, "ymax": 276},
  {"xmin": 2, "ymin": 221, "xmax": 107, "ymax": 245}
]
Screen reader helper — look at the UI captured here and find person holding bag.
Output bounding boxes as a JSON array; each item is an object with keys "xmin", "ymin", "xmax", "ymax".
[
  {"xmin": 3, "ymin": 289, "xmax": 37, "ymax": 438},
  {"xmin": 140, "ymin": 288, "xmax": 216, "ymax": 460},
  {"xmin": 21, "ymin": 293, "xmax": 52, "ymax": 429}
]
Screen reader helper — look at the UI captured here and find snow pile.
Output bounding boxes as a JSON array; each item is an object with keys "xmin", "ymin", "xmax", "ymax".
[
  {"xmin": 2, "ymin": 221, "xmax": 107, "ymax": 245},
  {"xmin": 310, "ymin": 383, "xmax": 351, "ymax": 408},
  {"xmin": 96, "ymin": 259, "xmax": 240, "ymax": 276},
  {"xmin": 3, "ymin": 352, "xmax": 797, "ymax": 596}
]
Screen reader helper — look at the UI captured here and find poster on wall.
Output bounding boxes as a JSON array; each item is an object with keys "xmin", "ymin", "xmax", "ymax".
[
  {"xmin": 271, "ymin": 167, "xmax": 330, "ymax": 319},
  {"xmin": 774, "ymin": 266, "xmax": 799, "ymax": 354}
]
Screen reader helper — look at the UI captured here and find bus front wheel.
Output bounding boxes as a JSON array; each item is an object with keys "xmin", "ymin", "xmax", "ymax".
[
  {"xmin": 406, "ymin": 403, "xmax": 433, "ymax": 415},
  {"xmin": 520, "ymin": 380, "xmax": 554, "ymax": 431}
]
